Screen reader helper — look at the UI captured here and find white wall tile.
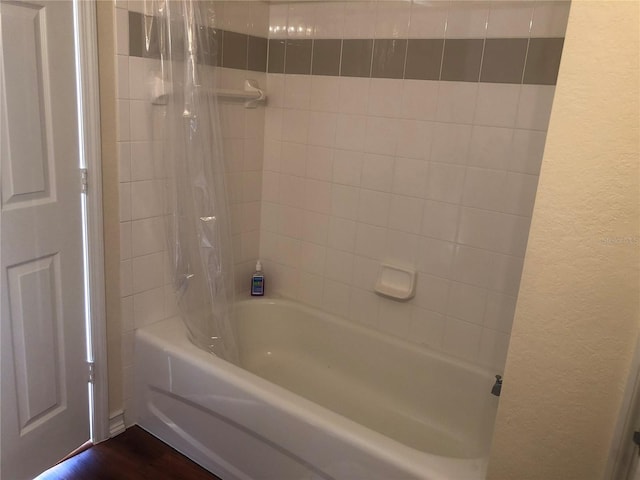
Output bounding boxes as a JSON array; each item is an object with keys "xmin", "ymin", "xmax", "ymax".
[
  {"xmin": 299, "ymin": 211, "xmax": 330, "ymax": 244},
  {"xmin": 131, "ymin": 216, "xmax": 164, "ymax": 257},
  {"xmin": 280, "ymin": 142, "xmax": 307, "ymax": 177},
  {"xmin": 510, "ymin": 129, "xmax": 546, "ymax": 175},
  {"xmin": 358, "ymin": 189, "xmax": 391, "ymax": 227},
  {"xmin": 133, "ymin": 287, "xmax": 165, "ymax": 328},
  {"xmin": 487, "ymin": 1, "xmax": 534, "ymax": 37},
  {"xmin": 415, "ymin": 273, "xmax": 450, "ymax": 313},
  {"xmin": 451, "ymin": 245, "xmax": 494, "ymax": 288},
  {"xmin": 396, "ymin": 120, "xmax": 433, "ymax": 160},
  {"xmin": 129, "ymin": 100, "xmax": 153, "ymax": 141},
  {"xmin": 308, "ymin": 112, "xmax": 338, "ymax": 147},
  {"xmin": 352, "ymin": 255, "xmax": 380, "ymax": 290},
  {"xmin": 335, "ymin": 114, "xmax": 367, "ymax": 151},
  {"xmin": 331, "ymin": 184, "xmax": 360, "ymax": 220},
  {"xmin": 503, "ymin": 172, "xmax": 539, "ymax": 216},
  {"xmin": 516, "ymin": 85, "xmax": 556, "ymax": 131},
  {"xmin": 484, "ymin": 291, "xmax": 517, "ymax": 333},
  {"xmin": 287, "ymin": 3, "xmax": 315, "ymax": 38},
  {"xmin": 323, "ymin": 279, "xmax": 351, "ymax": 318},
  {"xmin": 409, "ymin": 2, "xmax": 448, "ymax": 38},
  {"xmin": 313, "ymin": 2, "xmax": 345, "ymax": 38},
  {"xmin": 303, "ymin": 179, "xmax": 332, "ymax": 214},
  {"xmin": 368, "ymin": 79, "xmax": 404, "ymax": 118},
  {"xmin": 478, "ymin": 328, "xmax": 510, "ymax": 370},
  {"xmin": 269, "ymin": 4, "xmax": 289, "ymax": 39},
  {"xmin": 119, "ymin": 182, "xmax": 132, "ymax": 222},
  {"xmin": 445, "ymin": 1, "xmax": 489, "ymax": 38},
  {"xmin": 355, "ymin": 223, "xmax": 387, "ymax": 260},
  {"xmin": 328, "ymin": 217, "xmax": 357, "ymax": 252},
  {"xmin": 441, "ymin": 317, "xmax": 482, "ymax": 363},
  {"xmin": 468, "ymin": 126, "xmax": 514, "ymax": 170},
  {"xmin": 378, "ymin": 300, "xmax": 412, "ymax": 339},
  {"xmin": 361, "ymin": 153, "xmax": 395, "ymax": 192},
  {"xmin": 310, "ymin": 76, "xmax": 341, "ymax": 112},
  {"xmin": 431, "ymin": 123, "xmax": 472, "ymax": 164},
  {"xmin": 446, "ymin": 282, "xmax": 487, "ymax": 325},
  {"xmin": 117, "ymin": 100, "xmax": 130, "ymax": 142},
  {"xmin": 530, "ymin": 1, "xmax": 571, "ymax": 37},
  {"xmin": 118, "ymin": 142, "xmax": 131, "ymax": 182},
  {"xmin": 325, "ymin": 249, "xmax": 355, "ymax": 284},
  {"xmin": 426, "ymin": 162, "xmax": 466, "ymax": 203},
  {"xmin": 115, "ymin": 7, "xmax": 129, "ymax": 56},
  {"xmin": 461, "ymin": 166, "xmax": 507, "ymax": 211},
  {"xmin": 120, "ymin": 221, "xmax": 132, "ymax": 261},
  {"xmin": 299, "ymin": 241, "xmax": 327, "ymax": 275},
  {"xmin": 486, "ymin": 253, "xmax": 525, "ymax": 296},
  {"xmin": 474, "ymin": 83, "xmax": 521, "ymax": 128},
  {"xmin": 350, "ymin": 288, "xmax": 380, "ymax": 328},
  {"xmin": 338, "ymin": 77, "xmax": 371, "ymax": 115},
  {"xmin": 131, "ymin": 180, "xmax": 163, "ymax": 219},
  {"xmin": 392, "ymin": 157, "xmax": 429, "ymax": 198},
  {"xmin": 117, "ymin": 55, "xmax": 129, "ymax": 99},
  {"xmin": 457, "ymin": 207, "xmax": 531, "ymax": 256},
  {"xmin": 132, "ymin": 252, "xmax": 164, "ymax": 294},
  {"xmin": 388, "ymin": 195, "xmax": 424, "ymax": 234},
  {"xmin": 284, "ymin": 75, "xmax": 312, "ymax": 109},
  {"xmin": 416, "ymin": 237, "xmax": 455, "ymax": 278},
  {"xmin": 333, "ymin": 149, "xmax": 363, "ymax": 186},
  {"xmin": 365, "ymin": 117, "xmax": 399, "ymax": 156},
  {"xmin": 421, "ymin": 200, "xmax": 459, "ymax": 242},
  {"xmin": 436, "ymin": 82, "xmax": 478, "ymax": 124},
  {"xmin": 342, "ymin": 1, "xmax": 377, "ymax": 39},
  {"xmin": 409, "ymin": 307, "xmax": 446, "ymax": 348},
  {"xmin": 277, "ymin": 205, "xmax": 303, "ymax": 238},
  {"xmin": 297, "ymin": 272, "xmax": 325, "ymax": 308},
  {"xmin": 375, "ymin": 1, "xmax": 411, "ymax": 38},
  {"xmin": 306, "ymin": 146, "xmax": 334, "ymax": 181},
  {"xmin": 401, "ymin": 80, "xmax": 439, "ymax": 121},
  {"xmin": 281, "ymin": 109, "xmax": 310, "ymax": 144},
  {"xmin": 385, "ymin": 230, "xmax": 419, "ymax": 266},
  {"xmin": 130, "ymin": 141, "xmax": 154, "ymax": 181}
]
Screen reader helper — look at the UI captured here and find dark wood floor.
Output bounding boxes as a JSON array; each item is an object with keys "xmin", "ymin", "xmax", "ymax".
[{"xmin": 37, "ymin": 426, "xmax": 222, "ymax": 480}]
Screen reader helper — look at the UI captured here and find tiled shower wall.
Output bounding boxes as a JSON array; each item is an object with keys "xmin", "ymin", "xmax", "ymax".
[
  {"xmin": 111, "ymin": 0, "xmax": 569, "ymax": 421},
  {"xmin": 259, "ymin": 1, "xmax": 570, "ymax": 371},
  {"xmin": 114, "ymin": 0, "xmax": 269, "ymax": 422}
]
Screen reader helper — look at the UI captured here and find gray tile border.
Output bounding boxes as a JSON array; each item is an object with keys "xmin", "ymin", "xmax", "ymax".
[
  {"xmin": 404, "ymin": 39, "xmax": 443, "ymax": 81},
  {"xmin": 341, "ymin": 39, "xmax": 373, "ymax": 78},
  {"xmin": 268, "ymin": 39, "xmax": 286, "ymax": 73},
  {"xmin": 222, "ymin": 30, "xmax": 248, "ymax": 70},
  {"xmin": 524, "ymin": 37, "xmax": 565, "ymax": 85},
  {"xmin": 441, "ymin": 39, "xmax": 484, "ymax": 82},
  {"xmin": 248, "ymin": 35, "xmax": 267, "ymax": 72},
  {"xmin": 127, "ymin": 16, "xmax": 564, "ymax": 85},
  {"xmin": 312, "ymin": 39, "xmax": 342, "ymax": 76},
  {"xmin": 481, "ymin": 38, "xmax": 528, "ymax": 84},
  {"xmin": 371, "ymin": 39, "xmax": 408, "ymax": 79},
  {"xmin": 285, "ymin": 39, "xmax": 312, "ymax": 75}
]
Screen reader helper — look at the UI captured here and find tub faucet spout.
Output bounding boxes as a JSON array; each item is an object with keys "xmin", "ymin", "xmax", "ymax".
[{"xmin": 491, "ymin": 375, "xmax": 502, "ymax": 396}]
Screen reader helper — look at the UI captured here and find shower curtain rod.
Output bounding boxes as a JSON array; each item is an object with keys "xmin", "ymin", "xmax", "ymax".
[{"xmin": 151, "ymin": 76, "xmax": 267, "ymax": 108}]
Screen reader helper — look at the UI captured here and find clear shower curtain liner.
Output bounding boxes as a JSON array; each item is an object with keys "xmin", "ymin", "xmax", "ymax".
[{"xmin": 143, "ymin": 0, "xmax": 239, "ymax": 363}]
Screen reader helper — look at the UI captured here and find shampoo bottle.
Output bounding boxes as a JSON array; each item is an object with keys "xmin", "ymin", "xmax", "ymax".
[{"xmin": 251, "ymin": 260, "xmax": 265, "ymax": 296}]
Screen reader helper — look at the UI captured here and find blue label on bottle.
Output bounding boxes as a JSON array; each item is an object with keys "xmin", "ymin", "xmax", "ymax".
[{"xmin": 251, "ymin": 275, "xmax": 264, "ymax": 296}]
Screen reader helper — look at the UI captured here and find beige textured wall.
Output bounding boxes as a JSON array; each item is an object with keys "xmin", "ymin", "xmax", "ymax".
[
  {"xmin": 96, "ymin": 1, "xmax": 123, "ymax": 416},
  {"xmin": 487, "ymin": 2, "xmax": 640, "ymax": 479}
]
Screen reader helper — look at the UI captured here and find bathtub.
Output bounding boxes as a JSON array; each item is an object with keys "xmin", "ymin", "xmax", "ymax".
[{"xmin": 135, "ymin": 298, "xmax": 499, "ymax": 480}]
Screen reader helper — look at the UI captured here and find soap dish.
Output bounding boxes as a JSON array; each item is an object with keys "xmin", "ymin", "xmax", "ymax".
[{"xmin": 374, "ymin": 264, "xmax": 416, "ymax": 301}]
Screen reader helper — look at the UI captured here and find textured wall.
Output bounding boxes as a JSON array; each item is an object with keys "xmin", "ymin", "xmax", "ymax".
[{"xmin": 487, "ymin": 2, "xmax": 640, "ymax": 479}]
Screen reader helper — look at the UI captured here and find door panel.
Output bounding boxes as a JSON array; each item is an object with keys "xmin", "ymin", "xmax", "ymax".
[{"xmin": 1, "ymin": 1, "xmax": 90, "ymax": 479}]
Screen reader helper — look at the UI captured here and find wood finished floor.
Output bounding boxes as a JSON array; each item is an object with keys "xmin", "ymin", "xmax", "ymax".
[{"xmin": 37, "ymin": 426, "xmax": 222, "ymax": 480}]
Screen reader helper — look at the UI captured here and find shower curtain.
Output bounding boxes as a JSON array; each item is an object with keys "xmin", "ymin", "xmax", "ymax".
[{"xmin": 144, "ymin": 0, "xmax": 239, "ymax": 363}]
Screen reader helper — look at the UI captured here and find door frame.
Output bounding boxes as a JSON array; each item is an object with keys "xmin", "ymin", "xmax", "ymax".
[{"xmin": 73, "ymin": 0, "xmax": 109, "ymax": 444}]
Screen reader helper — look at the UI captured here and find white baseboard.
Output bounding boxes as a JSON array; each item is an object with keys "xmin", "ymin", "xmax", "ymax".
[{"xmin": 108, "ymin": 409, "xmax": 126, "ymax": 438}]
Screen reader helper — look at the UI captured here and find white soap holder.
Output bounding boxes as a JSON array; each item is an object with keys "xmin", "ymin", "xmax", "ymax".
[{"xmin": 374, "ymin": 264, "xmax": 416, "ymax": 301}]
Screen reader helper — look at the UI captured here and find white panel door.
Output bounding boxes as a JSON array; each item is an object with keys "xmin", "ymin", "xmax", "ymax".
[{"xmin": 0, "ymin": 1, "xmax": 90, "ymax": 479}]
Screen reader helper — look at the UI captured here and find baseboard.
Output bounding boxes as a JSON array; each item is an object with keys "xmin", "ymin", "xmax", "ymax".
[{"xmin": 109, "ymin": 409, "xmax": 126, "ymax": 437}]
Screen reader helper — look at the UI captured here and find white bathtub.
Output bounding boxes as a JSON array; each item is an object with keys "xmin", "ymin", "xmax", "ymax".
[{"xmin": 135, "ymin": 298, "xmax": 499, "ymax": 480}]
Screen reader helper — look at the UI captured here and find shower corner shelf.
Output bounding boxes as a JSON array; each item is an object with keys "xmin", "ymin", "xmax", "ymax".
[
  {"xmin": 151, "ymin": 76, "xmax": 267, "ymax": 109},
  {"xmin": 374, "ymin": 264, "xmax": 416, "ymax": 301}
]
